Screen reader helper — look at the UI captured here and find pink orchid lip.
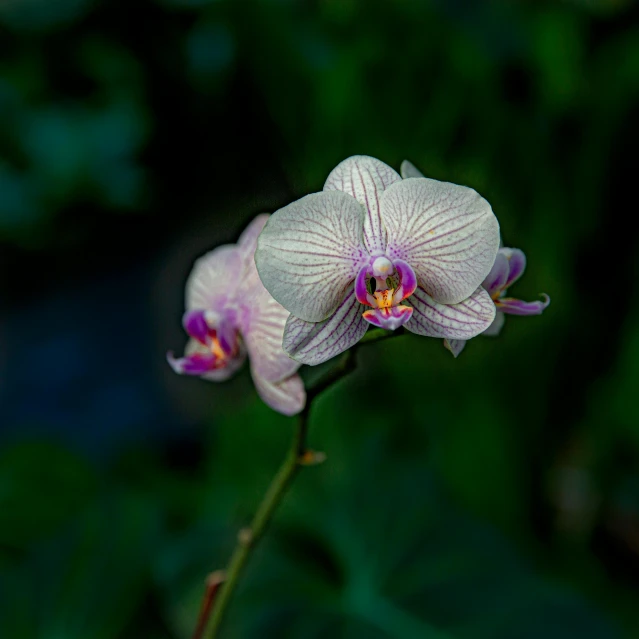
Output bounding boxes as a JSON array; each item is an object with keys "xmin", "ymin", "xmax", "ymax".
[
  {"xmin": 167, "ymin": 350, "xmax": 223, "ymax": 375},
  {"xmin": 354, "ymin": 258, "xmax": 418, "ymax": 330},
  {"xmin": 183, "ymin": 310, "xmax": 212, "ymax": 345},
  {"xmin": 183, "ymin": 310, "xmax": 238, "ymax": 356},
  {"xmin": 170, "ymin": 309, "xmax": 241, "ymax": 376},
  {"xmin": 363, "ymin": 305, "xmax": 413, "ymax": 330}
]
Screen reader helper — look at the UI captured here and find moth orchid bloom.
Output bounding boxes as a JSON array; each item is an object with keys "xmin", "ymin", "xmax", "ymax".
[
  {"xmin": 168, "ymin": 215, "xmax": 306, "ymax": 416},
  {"xmin": 403, "ymin": 160, "xmax": 550, "ymax": 359},
  {"xmin": 442, "ymin": 246, "xmax": 551, "ymax": 357},
  {"xmin": 255, "ymin": 155, "xmax": 500, "ymax": 366}
]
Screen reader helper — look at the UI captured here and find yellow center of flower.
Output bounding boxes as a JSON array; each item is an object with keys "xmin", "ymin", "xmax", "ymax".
[
  {"xmin": 372, "ymin": 288, "xmax": 395, "ymax": 309},
  {"xmin": 210, "ymin": 335, "xmax": 228, "ymax": 362}
]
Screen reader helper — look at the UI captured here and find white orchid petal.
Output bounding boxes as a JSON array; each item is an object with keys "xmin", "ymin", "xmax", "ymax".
[
  {"xmin": 242, "ymin": 297, "xmax": 300, "ymax": 383},
  {"xmin": 251, "ymin": 369, "xmax": 306, "ymax": 416},
  {"xmin": 255, "ymin": 190, "xmax": 366, "ymax": 323},
  {"xmin": 383, "ymin": 178, "xmax": 500, "ymax": 304},
  {"xmin": 283, "ymin": 293, "xmax": 368, "ymax": 366},
  {"xmin": 237, "ymin": 213, "xmax": 269, "ymax": 262},
  {"xmin": 443, "ymin": 338, "xmax": 466, "ymax": 358},
  {"xmin": 482, "ymin": 311, "xmax": 505, "ymax": 337},
  {"xmin": 324, "ymin": 155, "xmax": 401, "ymax": 254},
  {"xmin": 400, "ymin": 160, "xmax": 424, "ymax": 179},
  {"xmin": 405, "ymin": 286, "xmax": 496, "ymax": 339},
  {"xmin": 186, "ymin": 245, "xmax": 243, "ymax": 311}
]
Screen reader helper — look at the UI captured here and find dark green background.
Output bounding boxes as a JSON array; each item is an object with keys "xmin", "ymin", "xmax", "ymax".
[{"xmin": 1, "ymin": 0, "xmax": 638, "ymax": 637}]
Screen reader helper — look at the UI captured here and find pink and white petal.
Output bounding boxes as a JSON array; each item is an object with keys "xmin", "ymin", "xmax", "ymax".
[
  {"xmin": 186, "ymin": 245, "xmax": 244, "ymax": 311},
  {"xmin": 255, "ymin": 190, "xmax": 366, "ymax": 323},
  {"xmin": 443, "ymin": 338, "xmax": 467, "ymax": 358},
  {"xmin": 496, "ymin": 294, "xmax": 550, "ymax": 316},
  {"xmin": 482, "ymin": 252, "xmax": 510, "ymax": 298},
  {"xmin": 238, "ymin": 252, "xmax": 300, "ymax": 382},
  {"xmin": 405, "ymin": 286, "xmax": 496, "ymax": 339},
  {"xmin": 400, "ymin": 160, "xmax": 424, "ymax": 179},
  {"xmin": 283, "ymin": 293, "xmax": 369, "ymax": 366},
  {"xmin": 324, "ymin": 155, "xmax": 401, "ymax": 255},
  {"xmin": 183, "ymin": 309, "xmax": 213, "ymax": 345},
  {"xmin": 355, "ymin": 265, "xmax": 373, "ymax": 306},
  {"xmin": 383, "ymin": 178, "xmax": 500, "ymax": 305},
  {"xmin": 242, "ymin": 295, "xmax": 300, "ymax": 383},
  {"xmin": 482, "ymin": 310, "xmax": 505, "ymax": 337},
  {"xmin": 167, "ymin": 350, "xmax": 217, "ymax": 376},
  {"xmin": 237, "ymin": 214, "xmax": 269, "ymax": 263},
  {"xmin": 251, "ymin": 369, "xmax": 306, "ymax": 416},
  {"xmin": 362, "ymin": 305, "xmax": 413, "ymax": 330},
  {"xmin": 201, "ymin": 357, "xmax": 245, "ymax": 381},
  {"xmin": 188, "ymin": 338, "xmax": 245, "ymax": 381},
  {"xmin": 168, "ymin": 339, "xmax": 245, "ymax": 381},
  {"xmin": 500, "ymin": 247, "xmax": 527, "ymax": 288},
  {"xmin": 393, "ymin": 259, "xmax": 418, "ymax": 302}
]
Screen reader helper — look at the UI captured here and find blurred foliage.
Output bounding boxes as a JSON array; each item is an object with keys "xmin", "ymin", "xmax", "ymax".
[{"xmin": 1, "ymin": 0, "xmax": 639, "ymax": 637}]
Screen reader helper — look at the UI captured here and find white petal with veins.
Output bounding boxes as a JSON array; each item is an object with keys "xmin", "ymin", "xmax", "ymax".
[
  {"xmin": 256, "ymin": 190, "xmax": 366, "ymax": 322},
  {"xmin": 383, "ymin": 177, "xmax": 500, "ymax": 304}
]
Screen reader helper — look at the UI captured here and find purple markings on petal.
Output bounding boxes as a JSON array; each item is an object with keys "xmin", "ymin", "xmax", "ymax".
[
  {"xmin": 183, "ymin": 310, "xmax": 211, "ymax": 345},
  {"xmin": 355, "ymin": 265, "xmax": 372, "ymax": 306},
  {"xmin": 496, "ymin": 294, "xmax": 550, "ymax": 316},
  {"xmin": 255, "ymin": 190, "xmax": 366, "ymax": 323},
  {"xmin": 169, "ymin": 339, "xmax": 245, "ymax": 381},
  {"xmin": 443, "ymin": 338, "xmax": 466, "ymax": 358},
  {"xmin": 501, "ymin": 247, "xmax": 526, "ymax": 288},
  {"xmin": 393, "ymin": 259, "xmax": 417, "ymax": 301},
  {"xmin": 482, "ymin": 252, "xmax": 509, "ymax": 298},
  {"xmin": 324, "ymin": 155, "xmax": 401, "ymax": 255},
  {"xmin": 382, "ymin": 177, "xmax": 500, "ymax": 305},
  {"xmin": 215, "ymin": 320, "xmax": 237, "ymax": 357},
  {"xmin": 167, "ymin": 350, "xmax": 217, "ymax": 375},
  {"xmin": 363, "ymin": 305, "xmax": 413, "ymax": 330},
  {"xmin": 283, "ymin": 292, "xmax": 368, "ymax": 366},
  {"xmin": 406, "ymin": 286, "xmax": 496, "ymax": 339}
]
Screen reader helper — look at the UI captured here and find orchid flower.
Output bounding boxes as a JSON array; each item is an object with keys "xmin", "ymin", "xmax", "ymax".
[
  {"xmin": 255, "ymin": 155, "xmax": 500, "ymax": 365},
  {"xmin": 442, "ymin": 246, "xmax": 551, "ymax": 357},
  {"xmin": 403, "ymin": 160, "xmax": 550, "ymax": 358},
  {"xmin": 168, "ymin": 215, "xmax": 306, "ymax": 416}
]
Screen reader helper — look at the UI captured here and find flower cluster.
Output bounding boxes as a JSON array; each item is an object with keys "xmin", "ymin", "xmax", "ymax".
[
  {"xmin": 169, "ymin": 156, "xmax": 549, "ymax": 414},
  {"xmin": 443, "ymin": 246, "xmax": 551, "ymax": 357},
  {"xmin": 168, "ymin": 215, "xmax": 305, "ymax": 416}
]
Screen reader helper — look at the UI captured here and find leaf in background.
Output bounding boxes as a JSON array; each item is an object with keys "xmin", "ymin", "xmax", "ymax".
[
  {"xmin": 0, "ymin": 491, "xmax": 160, "ymax": 639},
  {"xmin": 0, "ymin": 440, "xmax": 97, "ymax": 548}
]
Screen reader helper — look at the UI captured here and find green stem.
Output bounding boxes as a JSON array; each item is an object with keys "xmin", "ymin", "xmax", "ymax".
[
  {"xmin": 200, "ymin": 328, "xmax": 405, "ymax": 638},
  {"xmin": 203, "ymin": 414, "xmax": 307, "ymax": 638}
]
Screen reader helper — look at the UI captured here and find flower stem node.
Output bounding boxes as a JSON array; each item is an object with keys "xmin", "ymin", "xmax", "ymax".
[
  {"xmin": 298, "ymin": 450, "xmax": 327, "ymax": 466},
  {"xmin": 206, "ymin": 570, "xmax": 226, "ymax": 589},
  {"xmin": 238, "ymin": 528, "xmax": 253, "ymax": 546}
]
